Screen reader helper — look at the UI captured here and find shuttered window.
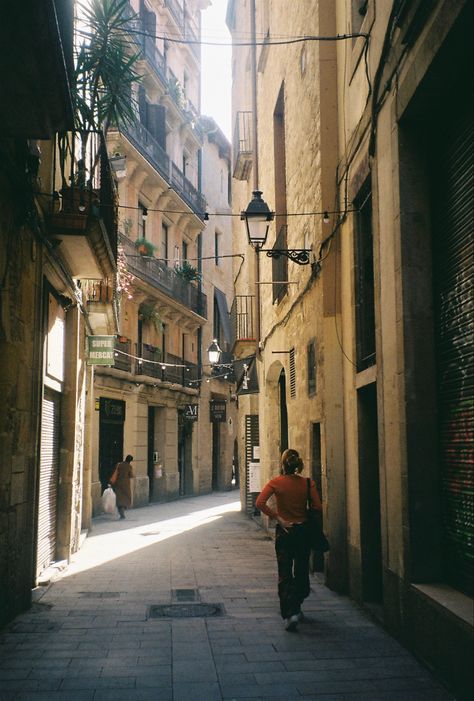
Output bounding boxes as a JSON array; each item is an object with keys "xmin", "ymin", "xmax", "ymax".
[
  {"xmin": 36, "ymin": 389, "xmax": 60, "ymax": 578},
  {"xmin": 289, "ymin": 348, "xmax": 296, "ymax": 398},
  {"xmin": 432, "ymin": 108, "xmax": 473, "ymax": 596}
]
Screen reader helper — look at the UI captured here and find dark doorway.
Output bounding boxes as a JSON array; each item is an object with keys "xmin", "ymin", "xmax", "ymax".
[
  {"xmin": 212, "ymin": 421, "xmax": 220, "ymax": 490},
  {"xmin": 147, "ymin": 406, "xmax": 155, "ymax": 499},
  {"xmin": 99, "ymin": 398, "xmax": 125, "ymax": 492},
  {"xmin": 311, "ymin": 423, "xmax": 322, "ymax": 496},
  {"xmin": 357, "ymin": 383, "xmax": 383, "ymax": 604},
  {"xmin": 178, "ymin": 410, "xmax": 193, "ymax": 496},
  {"xmin": 279, "ymin": 369, "xmax": 288, "ymax": 453},
  {"xmin": 311, "ymin": 422, "xmax": 325, "ymax": 572}
]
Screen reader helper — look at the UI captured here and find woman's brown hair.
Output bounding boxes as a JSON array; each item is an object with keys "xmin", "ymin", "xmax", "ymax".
[{"xmin": 280, "ymin": 448, "xmax": 303, "ymax": 475}]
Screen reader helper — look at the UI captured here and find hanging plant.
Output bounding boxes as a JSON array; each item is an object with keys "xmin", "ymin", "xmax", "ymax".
[
  {"xmin": 116, "ymin": 243, "xmax": 135, "ymax": 299},
  {"xmin": 138, "ymin": 303, "xmax": 163, "ymax": 333},
  {"xmin": 134, "ymin": 237, "xmax": 155, "ymax": 256},
  {"xmin": 174, "ymin": 260, "xmax": 201, "ymax": 282}
]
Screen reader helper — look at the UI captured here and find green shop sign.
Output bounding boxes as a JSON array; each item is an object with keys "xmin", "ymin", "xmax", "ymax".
[{"xmin": 87, "ymin": 336, "xmax": 115, "ymax": 366}]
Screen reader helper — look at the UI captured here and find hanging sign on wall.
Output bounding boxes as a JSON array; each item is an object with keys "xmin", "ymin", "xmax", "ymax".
[
  {"xmin": 210, "ymin": 399, "xmax": 227, "ymax": 422},
  {"xmin": 87, "ymin": 336, "xmax": 115, "ymax": 365},
  {"xmin": 184, "ymin": 404, "xmax": 199, "ymax": 421}
]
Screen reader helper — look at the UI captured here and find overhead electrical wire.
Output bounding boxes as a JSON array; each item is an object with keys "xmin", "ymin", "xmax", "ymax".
[{"xmin": 75, "ymin": 25, "xmax": 368, "ymax": 48}]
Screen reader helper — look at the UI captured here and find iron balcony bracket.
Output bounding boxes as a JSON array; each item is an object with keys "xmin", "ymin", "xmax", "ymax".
[{"xmin": 261, "ymin": 248, "xmax": 311, "ymax": 265}]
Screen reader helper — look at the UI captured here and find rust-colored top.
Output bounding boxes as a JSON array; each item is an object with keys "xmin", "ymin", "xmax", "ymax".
[
  {"xmin": 256, "ymin": 474, "xmax": 322, "ymax": 522},
  {"xmin": 113, "ymin": 461, "xmax": 133, "ymax": 508}
]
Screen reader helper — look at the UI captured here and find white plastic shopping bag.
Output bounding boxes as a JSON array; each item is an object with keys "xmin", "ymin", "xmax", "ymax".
[{"xmin": 102, "ymin": 486, "xmax": 116, "ymax": 514}]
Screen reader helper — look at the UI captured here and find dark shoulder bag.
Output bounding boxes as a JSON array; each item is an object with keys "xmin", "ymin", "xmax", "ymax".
[{"xmin": 306, "ymin": 478, "xmax": 329, "ymax": 552}]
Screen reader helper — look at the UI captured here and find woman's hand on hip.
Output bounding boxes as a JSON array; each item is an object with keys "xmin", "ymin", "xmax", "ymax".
[{"xmin": 277, "ymin": 516, "xmax": 293, "ymax": 532}]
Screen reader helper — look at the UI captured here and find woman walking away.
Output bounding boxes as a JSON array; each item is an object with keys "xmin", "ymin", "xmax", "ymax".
[
  {"xmin": 111, "ymin": 454, "xmax": 134, "ymax": 519},
  {"xmin": 256, "ymin": 449, "xmax": 322, "ymax": 631}
]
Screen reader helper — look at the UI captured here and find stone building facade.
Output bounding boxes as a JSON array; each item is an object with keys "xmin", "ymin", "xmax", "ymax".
[
  {"xmin": 197, "ymin": 117, "xmax": 237, "ymax": 494},
  {"xmin": 228, "ymin": 1, "xmax": 473, "ymax": 698},
  {"xmin": 334, "ymin": 2, "xmax": 473, "ymax": 698},
  {"xmin": 226, "ymin": 0, "xmax": 345, "ymax": 589},
  {"xmin": 90, "ymin": 0, "xmax": 236, "ymax": 514},
  {"xmin": 0, "ymin": 1, "xmax": 118, "ymax": 626}
]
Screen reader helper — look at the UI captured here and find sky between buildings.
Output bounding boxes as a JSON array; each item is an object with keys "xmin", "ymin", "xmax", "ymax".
[{"xmin": 201, "ymin": 0, "xmax": 232, "ymax": 141}]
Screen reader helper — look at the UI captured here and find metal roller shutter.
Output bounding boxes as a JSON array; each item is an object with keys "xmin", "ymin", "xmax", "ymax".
[
  {"xmin": 432, "ymin": 108, "xmax": 473, "ymax": 596},
  {"xmin": 36, "ymin": 389, "xmax": 60, "ymax": 578}
]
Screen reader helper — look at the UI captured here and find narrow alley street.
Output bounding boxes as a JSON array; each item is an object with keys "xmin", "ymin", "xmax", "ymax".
[{"xmin": 0, "ymin": 493, "xmax": 455, "ymax": 701}]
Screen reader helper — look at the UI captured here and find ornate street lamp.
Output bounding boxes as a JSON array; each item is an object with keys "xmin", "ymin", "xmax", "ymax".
[
  {"xmin": 241, "ymin": 190, "xmax": 311, "ymax": 265},
  {"xmin": 241, "ymin": 191, "xmax": 274, "ymax": 248},
  {"xmin": 207, "ymin": 339, "xmax": 221, "ymax": 365}
]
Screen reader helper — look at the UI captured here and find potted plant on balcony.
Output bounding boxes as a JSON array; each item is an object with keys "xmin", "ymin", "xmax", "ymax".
[
  {"xmin": 55, "ymin": 0, "xmax": 142, "ymax": 219},
  {"xmin": 174, "ymin": 260, "xmax": 201, "ymax": 283},
  {"xmin": 138, "ymin": 303, "xmax": 163, "ymax": 333},
  {"xmin": 134, "ymin": 238, "xmax": 155, "ymax": 257}
]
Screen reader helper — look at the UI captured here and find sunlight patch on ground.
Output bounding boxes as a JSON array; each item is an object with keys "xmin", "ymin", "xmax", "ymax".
[{"xmin": 59, "ymin": 500, "xmax": 241, "ymax": 578}]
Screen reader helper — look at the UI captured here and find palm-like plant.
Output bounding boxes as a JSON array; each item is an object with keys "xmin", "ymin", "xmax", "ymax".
[{"xmin": 74, "ymin": 0, "xmax": 142, "ymax": 161}]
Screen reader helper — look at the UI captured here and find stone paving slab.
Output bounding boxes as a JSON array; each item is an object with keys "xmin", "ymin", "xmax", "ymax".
[{"xmin": 0, "ymin": 492, "xmax": 456, "ymax": 701}]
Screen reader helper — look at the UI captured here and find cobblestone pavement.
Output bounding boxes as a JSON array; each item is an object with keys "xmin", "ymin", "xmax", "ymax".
[{"xmin": 0, "ymin": 492, "xmax": 455, "ymax": 701}]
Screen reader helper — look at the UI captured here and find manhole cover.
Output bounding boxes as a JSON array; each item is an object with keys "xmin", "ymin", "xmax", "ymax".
[{"xmin": 148, "ymin": 603, "xmax": 224, "ymax": 618}]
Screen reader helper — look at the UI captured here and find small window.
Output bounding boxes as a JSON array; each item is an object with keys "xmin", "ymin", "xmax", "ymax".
[
  {"xmin": 182, "ymin": 240, "xmax": 188, "ymax": 261},
  {"xmin": 161, "ymin": 223, "xmax": 168, "ymax": 264},
  {"xmin": 138, "ymin": 202, "xmax": 147, "ymax": 239}
]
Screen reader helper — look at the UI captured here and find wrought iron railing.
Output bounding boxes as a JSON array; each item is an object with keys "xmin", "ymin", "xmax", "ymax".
[
  {"xmin": 135, "ymin": 343, "xmax": 162, "ymax": 378},
  {"xmin": 119, "ymin": 122, "xmax": 206, "ymax": 218},
  {"xmin": 114, "ymin": 338, "xmax": 132, "ymax": 372},
  {"xmin": 234, "ymin": 111, "xmax": 252, "ymax": 155},
  {"xmin": 230, "ymin": 295, "xmax": 255, "ymax": 347},
  {"xmin": 165, "ymin": 0, "xmax": 184, "ymax": 27},
  {"xmin": 120, "ymin": 234, "xmax": 207, "ymax": 318},
  {"xmin": 233, "ymin": 111, "xmax": 253, "ymax": 179},
  {"xmin": 140, "ymin": 33, "xmax": 167, "ymax": 85},
  {"xmin": 50, "ymin": 129, "xmax": 118, "ymax": 262}
]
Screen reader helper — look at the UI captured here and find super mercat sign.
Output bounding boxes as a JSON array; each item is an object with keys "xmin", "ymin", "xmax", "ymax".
[{"xmin": 86, "ymin": 336, "xmax": 115, "ymax": 366}]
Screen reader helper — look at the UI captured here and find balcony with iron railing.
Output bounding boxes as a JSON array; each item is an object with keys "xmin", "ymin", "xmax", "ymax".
[
  {"xmin": 47, "ymin": 130, "xmax": 118, "ymax": 280},
  {"xmin": 230, "ymin": 295, "xmax": 255, "ymax": 351},
  {"xmin": 119, "ymin": 121, "xmax": 206, "ymax": 218},
  {"xmin": 165, "ymin": 0, "xmax": 184, "ymax": 27},
  {"xmin": 233, "ymin": 111, "xmax": 253, "ymax": 180},
  {"xmin": 120, "ymin": 234, "xmax": 207, "ymax": 318},
  {"xmin": 114, "ymin": 338, "xmax": 132, "ymax": 372}
]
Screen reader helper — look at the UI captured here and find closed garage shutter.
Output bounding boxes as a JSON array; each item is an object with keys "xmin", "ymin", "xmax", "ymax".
[
  {"xmin": 36, "ymin": 389, "xmax": 61, "ymax": 578},
  {"xmin": 432, "ymin": 108, "xmax": 473, "ymax": 596}
]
